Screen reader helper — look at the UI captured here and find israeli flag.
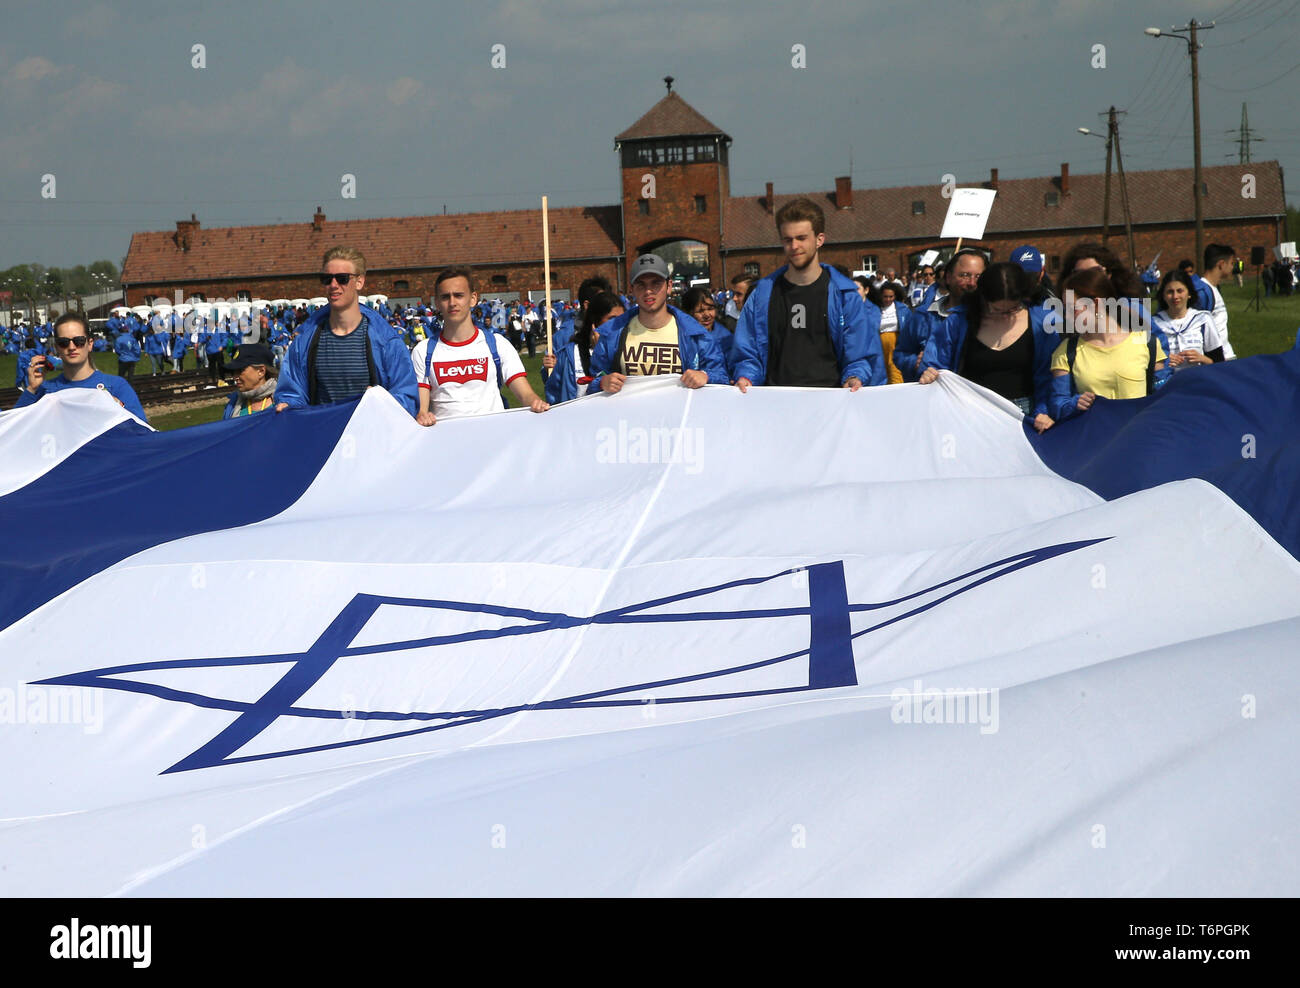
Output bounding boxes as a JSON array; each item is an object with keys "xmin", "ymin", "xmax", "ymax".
[{"xmin": 2, "ymin": 352, "xmax": 1299, "ymax": 896}]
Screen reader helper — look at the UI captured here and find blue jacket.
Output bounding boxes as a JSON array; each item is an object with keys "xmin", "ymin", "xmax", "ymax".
[
  {"xmin": 275, "ymin": 304, "xmax": 418, "ymax": 415},
  {"xmin": 144, "ymin": 330, "xmax": 166, "ymax": 355},
  {"xmin": 882, "ymin": 301, "xmax": 911, "ymax": 336},
  {"xmin": 921, "ymin": 304, "xmax": 1056, "ymax": 417},
  {"xmin": 15, "ymin": 369, "xmax": 147, "ymax": 421},
  {"xmin": 114, "ymin": 333, "xmax": 140, "ymax": 362},
  {"xmin": 1189, "ymin": 273, "xmax": 1215, "ymax": 312},
  {"xmin": 586, "ymin": 304, "xmax": 729, "ymax": 393},
  {"xmin": 894, "ymin": 294, "xmax": 956, "ymax": 383},
  {"xmin": 731, "ymin": 264, "xmax": 884, "ymax": 386}
]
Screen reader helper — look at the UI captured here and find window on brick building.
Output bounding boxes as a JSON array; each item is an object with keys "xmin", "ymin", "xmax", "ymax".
[
  {"xmin": 1045, "ymin": 191, "xmax": 1060, "ymax": 206},
  {"xmin": 491, "ymin": 275, "xmax": 508, "ymax": 286},
  {"xmin": 638, "ymin": 199, "xmax": 650, "ymax": 216},
  {"xmin": 912, "ymin": 201, "xmax": 925, "ymax": 215},
  {"xmin": 694, "ymin": 195, "xmax": 707, "ymax": 214},
  {"xmin": 666, "ymin": 144, "xmax": 684, "ymax": 164},
  {"xmin": 744, "ymin": 262, "xmax": 760, "ymax": 279},
  {"xmin": 236, "ymin": 290, "xmax": 251, "ymax": 301},
  {"xmin": 862, "ymin": 255, "xmax": 879, "ymax": 272},
  {"xmin": 394, "ymin": 280, "xmax": 410, "ymax": 292},
  {"xmin": 1049, "ymin": 255, "xmax": 1061, "ymax": 273}
]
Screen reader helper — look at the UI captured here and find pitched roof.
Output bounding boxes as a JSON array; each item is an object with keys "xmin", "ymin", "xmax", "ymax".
[
  {"xmin": 122, "ymin": 205, "xmax": 623, "ymax": 284},
  {"xmin": 615, "ymin": 91, "xmax": 729, "ymax": 142},
  {"xmin": 722, "ymin": 161, "xmax": 1286, "ymax": 250}
]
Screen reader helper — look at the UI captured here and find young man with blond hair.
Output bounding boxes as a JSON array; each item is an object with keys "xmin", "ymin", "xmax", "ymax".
[
  {"xmin": 411, "ymin": 266, "xmax": 548, "ymax": 424},
  {"xmin": 731, "ymin": 198, "xmax": 884, "ymax": 391},
  {"xmin": 274, "ymin": 246, "xmax": 418, "ymax": 415}
]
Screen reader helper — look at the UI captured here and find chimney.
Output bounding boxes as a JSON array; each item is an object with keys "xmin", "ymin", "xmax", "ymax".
[
  {"xmin": 764, "ymin": 182, "xmax": 774, "ymax": 213},
  {"xmin": 1060, "ymin": 163, "xmax": 1070, "ymax": 196},
  {"xmin": 312, "ymin": 206, "xmax": 326, "ymax": 232},
  {"xmin": 989, "ymin": 168, "xmax": 999, "ymax": 190},
  {"xmin": 834, "ymin": 176, "xmax": 853, "ymax": 210},
  {"xmin": 174, "ymin": 213, "xmax": 199, "ymax": 252}
]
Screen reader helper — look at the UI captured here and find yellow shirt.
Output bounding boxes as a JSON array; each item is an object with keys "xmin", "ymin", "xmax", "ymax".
[
  {"xmin": 620, "ymin": 315, "xmax": 682, "ymax": 376},
  {"xmin": 1050, "ymin": 333, "xmax": 1168, "ymax": 399}
]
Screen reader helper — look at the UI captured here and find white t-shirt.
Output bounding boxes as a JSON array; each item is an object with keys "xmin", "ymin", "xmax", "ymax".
[
  {"xmin": 1153, "ymin": 309, "xmax": 1224, "ymax": 370},
  {"xmin": 879, "ymin": 303, "xmax": 898, "ymax": 333},
  {"xmin": 411, "ymin": 329, "xmax": 526, "ymax": 420},
  {"xmin": 1206, "ymin": 282, "xmax": 1235, "ymax": 359}
]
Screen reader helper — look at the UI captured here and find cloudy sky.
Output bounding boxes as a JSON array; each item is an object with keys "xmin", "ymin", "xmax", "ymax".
[{"xmin": 1, "ymin": 0, "xmax": 1294, "ymax": 269}]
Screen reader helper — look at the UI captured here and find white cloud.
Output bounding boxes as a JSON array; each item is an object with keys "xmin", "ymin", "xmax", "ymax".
[
  {"xmin": 387, "ymin": 77, "xmax": 421, "ymax": 106},
  {"xmin": 10, "ymin": 56, "xmax": 59, "ymax": 82}
]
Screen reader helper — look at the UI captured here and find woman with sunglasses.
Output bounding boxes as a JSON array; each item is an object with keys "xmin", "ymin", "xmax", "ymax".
[
  {"xmin": 13, "ymin": 312, "xmax": 147, "ymax": 420},
  {"xmin": 918, "ymin": 263, "xmax": 1057, "ymax": 432}
]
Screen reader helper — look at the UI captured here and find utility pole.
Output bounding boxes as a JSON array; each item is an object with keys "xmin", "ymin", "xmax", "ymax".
[
  {"xmin": 1111, "ymin": 109, "xmax": 1138, "ymax": 269},
  {"xmin": 1102, "ymin": 109, "xmax": 1114, "ymax": 246},
  {"xmin": 1190, "ymin": 19, "xmax": 1205, "ymax": 269},
  {"xmin": 1146, "ymin": 19, "xmax": 1215, "ymax": 271}
]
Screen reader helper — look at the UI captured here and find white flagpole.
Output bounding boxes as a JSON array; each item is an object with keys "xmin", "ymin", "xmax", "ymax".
[{"xmin": 542, "ymin": 195, "xmax": 553, "ymax": 356}]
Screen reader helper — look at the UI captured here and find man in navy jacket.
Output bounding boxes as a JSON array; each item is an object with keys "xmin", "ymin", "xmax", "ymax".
[
  {"xmin": 731, "ymin": 197, "xmax": 884, "ymax": 391},
  {"xmin": 275, "ymin": 247, "xmax": 418, "ymax": 416}
]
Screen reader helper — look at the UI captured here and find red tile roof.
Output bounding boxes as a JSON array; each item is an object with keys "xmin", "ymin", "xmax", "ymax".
[
  {"xmin": 615, "ymin": 92, "xmax": 729, "ymax": 142},
  {"xmin": 122, "ymin": 205, "xmax": 623, "ymax": 284},
  {"xmin": 722, "ymin": 161, "xmax": 1286, "ymax": 249}
]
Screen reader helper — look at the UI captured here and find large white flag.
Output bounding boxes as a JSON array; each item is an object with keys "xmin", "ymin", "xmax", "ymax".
[{"xmin": 2, "ymin": 370, "xmax": 1298, "ymax": 896}]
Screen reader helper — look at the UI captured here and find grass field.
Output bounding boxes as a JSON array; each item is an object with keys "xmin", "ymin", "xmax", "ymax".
[{"xmin": 4, "ymin": 286, "xmax": 1295, "ymax": 432}]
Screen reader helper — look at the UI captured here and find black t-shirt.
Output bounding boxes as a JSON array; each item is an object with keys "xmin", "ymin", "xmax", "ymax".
[{"xmin": 767, "ymin": 268, "xmax": 839, "ymax": 387}]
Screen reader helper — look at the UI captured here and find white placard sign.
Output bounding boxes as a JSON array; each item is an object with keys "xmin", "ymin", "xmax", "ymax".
[
  {"xmin": 918, "ymin": 249, "xmax": 940, "ymax": 267},
  {"xmin": 1274, "ymin": 242, "xmax": 1297, "ymax": 261},
  {"xmin": 939, "ymin": 188, "xmax": 997, "ymax": 241}
]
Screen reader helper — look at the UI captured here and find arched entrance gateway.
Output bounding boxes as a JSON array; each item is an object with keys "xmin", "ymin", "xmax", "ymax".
[{"xmin": 638, "ymin": 238, "xmax": 710, "ymax": 296}]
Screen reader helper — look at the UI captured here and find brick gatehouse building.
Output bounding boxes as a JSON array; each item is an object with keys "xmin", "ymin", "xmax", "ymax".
[{"xmin": 122, "ymin": 83, "xmax": 1287, "ymax": 306}]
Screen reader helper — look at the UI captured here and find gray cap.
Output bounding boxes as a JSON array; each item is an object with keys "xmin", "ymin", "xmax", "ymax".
[{"xmin": 630, "ymin": 253, "xmax": 670, "ymax": 284}]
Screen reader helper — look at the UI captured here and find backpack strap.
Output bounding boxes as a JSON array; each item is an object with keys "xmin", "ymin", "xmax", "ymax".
[
  {"xmin": 1066, "ymin": 334, "xmax": 1079, "ymax": 375},
  {"xmin": 424, "ymin": 330, "xmax": 511, "ymax": 407},
  {"xmin": 1146, "ymin": 334, "xmax": 1157, "ymax": 394}
]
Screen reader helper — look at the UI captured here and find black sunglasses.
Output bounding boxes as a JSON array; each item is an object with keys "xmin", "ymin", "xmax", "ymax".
[
  {"xmin": 55, "ymin": 336, "xmax": 89, "ymax": 348},
  {"xmin": 318, "ymin": 272, "xmax": 356, "ymax": 286}
]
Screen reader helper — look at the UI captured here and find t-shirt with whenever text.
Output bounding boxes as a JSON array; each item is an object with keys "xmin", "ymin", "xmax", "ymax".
[
  {"xmin": 620, "ymin": 315, "xmax": 681, "ymax": 376},
  {"xmin": 411, "ymin": 329, "xmax": 527, "ymax": 420}
]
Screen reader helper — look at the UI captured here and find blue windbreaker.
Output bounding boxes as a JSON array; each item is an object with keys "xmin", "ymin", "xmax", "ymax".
[
  {"xmin": 894, "ymin": 293, "xmax": 958, "ymax": 383},
  {"xmin": 114, "ymin": 332, "xmax": 140, "ymax": 363},
  {"xmin": 586, "ymin": 305, "xmax": 729, "ymax": 394},
  {"xmin": 275, "ymin": 304, "xmax": 418, "ymax": 415},
  {"xmin": 730, "ymin": 264, "xmax": 884, "ymax": 386}
]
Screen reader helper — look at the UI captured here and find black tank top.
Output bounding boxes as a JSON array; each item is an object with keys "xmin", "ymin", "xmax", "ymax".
[{"xmin": 963, "ymin": 329, "xmax": 1033, "ymax": 401}]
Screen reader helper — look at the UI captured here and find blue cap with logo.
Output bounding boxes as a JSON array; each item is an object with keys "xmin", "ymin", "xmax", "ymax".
[{"xmin": 1010, "ymin": 245, "xmax": 1044, "ymax": 273}]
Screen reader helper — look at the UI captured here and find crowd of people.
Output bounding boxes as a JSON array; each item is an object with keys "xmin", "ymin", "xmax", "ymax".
[{"xmin": 9, "ymin": 198, "xmax": 1251, "ymax": 432}]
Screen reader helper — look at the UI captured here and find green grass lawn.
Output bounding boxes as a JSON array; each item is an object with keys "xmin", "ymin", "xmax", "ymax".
[{"xmin": 5, "ymin": 296, "xmax": 1294, "ymax": 433}]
